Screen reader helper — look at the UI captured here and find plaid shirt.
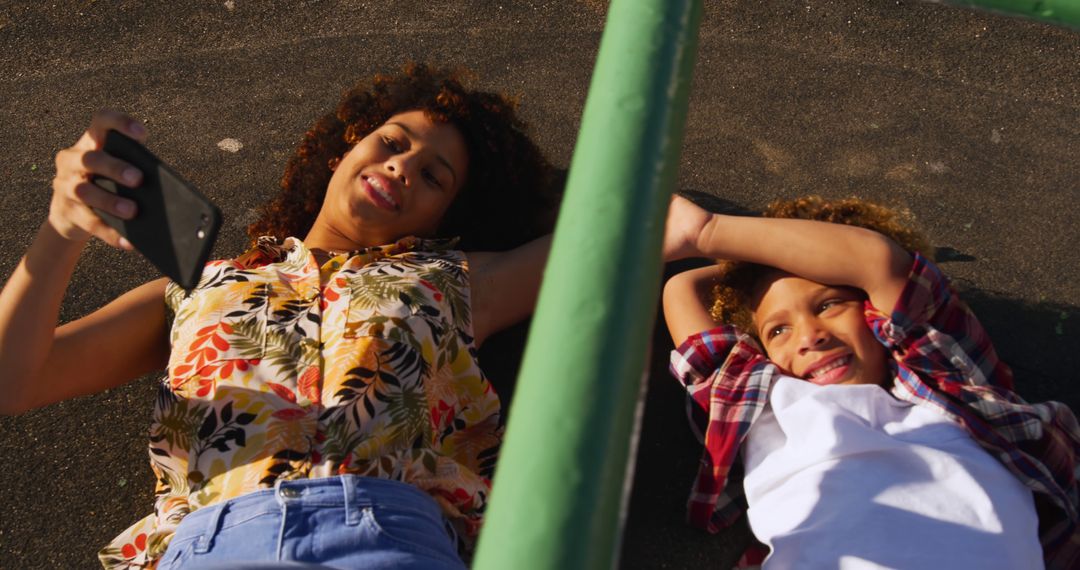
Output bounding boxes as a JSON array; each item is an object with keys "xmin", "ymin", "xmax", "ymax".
[{"xmin": 670, "ymin": 253, "xmax": 1080, "ymax": 569}]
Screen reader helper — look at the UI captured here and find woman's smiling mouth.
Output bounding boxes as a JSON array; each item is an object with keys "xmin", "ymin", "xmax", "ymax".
[{"xmin": 362, "ymin": 174, "xmax": 400, "ymax": 210}]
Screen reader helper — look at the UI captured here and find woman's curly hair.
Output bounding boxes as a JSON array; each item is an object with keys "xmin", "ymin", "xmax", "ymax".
[
  {"xmin": 247, "ymin": 63, "xmax": 559, "ymax": 251},
  {"xmin": 710, "ymin": 195, "xmax": 932, "ymax": 337}
]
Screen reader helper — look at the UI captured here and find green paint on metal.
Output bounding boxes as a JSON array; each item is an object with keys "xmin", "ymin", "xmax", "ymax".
[
  {"xmin": 472, "ymin": 0, "xmax": 703, "ymax": 568},
  {"xmin": 940, "ymin": 0, "xmax": 1080, "ymax": 28}
]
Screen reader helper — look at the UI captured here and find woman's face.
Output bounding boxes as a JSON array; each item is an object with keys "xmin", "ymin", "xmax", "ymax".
[{"xmin": 320, "ymin": 109, "xmax": 469, "ymax": 247}]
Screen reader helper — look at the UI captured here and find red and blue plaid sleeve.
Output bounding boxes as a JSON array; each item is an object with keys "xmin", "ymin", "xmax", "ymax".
[
  {"xmin": 867, "ymin": 252, "xmax": 1014, "ymax": 391},
  {"xmin": 670, "ymin": 327, "xmax": 742, "ymax": 388},
  {"xmin": 670, "ymin": 326, "xmax": 775, "ymax": 547}
]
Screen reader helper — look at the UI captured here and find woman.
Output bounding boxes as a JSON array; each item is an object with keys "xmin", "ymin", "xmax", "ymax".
[{"xmin": 0, "ymin": 64, "xmax": 558, "ymax": 569}]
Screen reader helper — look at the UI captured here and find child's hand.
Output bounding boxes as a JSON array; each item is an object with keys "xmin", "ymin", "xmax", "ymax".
[{"xmin": 662, "ymin": 195, "xmax": 712, "ymax": 261}]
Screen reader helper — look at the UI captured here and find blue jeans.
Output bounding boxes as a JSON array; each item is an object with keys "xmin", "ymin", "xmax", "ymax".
[{"xmin": 156, "ymin": 475, "xmax": 467, "ymax": 569}]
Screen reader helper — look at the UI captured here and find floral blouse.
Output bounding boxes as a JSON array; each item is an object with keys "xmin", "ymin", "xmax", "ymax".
[{"xmin": 99, "ymin": 236, "xmax": 501, "ymax": 569}]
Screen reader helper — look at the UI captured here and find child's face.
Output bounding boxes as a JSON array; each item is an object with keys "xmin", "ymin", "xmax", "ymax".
[{"xmin": 752, "ymin": 272, "xmax": 888, "ymax": 387}]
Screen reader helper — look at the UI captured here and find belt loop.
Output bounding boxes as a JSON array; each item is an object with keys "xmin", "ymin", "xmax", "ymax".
[
  {"xmin": 342, "ymin": 475, "xmax": 360, "ymax": 526},
  {"xmin": 444, "ymin": 518, "xmax": 460, "ymax": 550},
  {"xmin": 275, "ymin": 480, "xmax": 289, "ymax": 560},
  {"xmin": 194, "ymin": 502, "xmax": 229, "ymax": 554}
]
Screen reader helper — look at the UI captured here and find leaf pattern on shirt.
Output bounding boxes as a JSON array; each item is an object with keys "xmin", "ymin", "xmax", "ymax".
[{"xmin": 102, "ymin": 237, "xmax": 500, "ymax": 569}]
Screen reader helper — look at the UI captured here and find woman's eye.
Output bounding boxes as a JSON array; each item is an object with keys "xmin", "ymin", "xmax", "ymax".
[
  {"xmin": 422, "ymin": 169, "xmax": 442, "ymax": 188},
  {"xmin": 819, "ymin": 299, "xmax": 841, "ymax": 313}
]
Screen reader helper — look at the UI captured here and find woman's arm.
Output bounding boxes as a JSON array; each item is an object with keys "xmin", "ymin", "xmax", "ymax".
[
  {"xmin": 467, "ymin": 235, "xmax": 551, "ymax": 346},
  {"xmin": 0, "ymin": 111, "xmax": 170, "ymax": 415},
  {"xmin": 663, "ymin": 195, "xmax": 913, "ymax": 316}
]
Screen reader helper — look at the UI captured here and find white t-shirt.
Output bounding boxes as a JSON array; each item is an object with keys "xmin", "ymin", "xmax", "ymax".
[{"xmin": 742, "ymin": 376, "xmax": 1043, "ymax": 569}]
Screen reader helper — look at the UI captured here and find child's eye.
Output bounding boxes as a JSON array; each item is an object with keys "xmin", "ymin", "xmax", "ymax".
[
  {"xmin": 381, "ymin": 136, "xmax": 403, "ymax": 152},
  {"xmin": 819, "ymin": 299, "xmax": 841, "ymax": 313},
  {"xmin": 767, "ymin": 325, "xmax": 789, "ymax": 339}
]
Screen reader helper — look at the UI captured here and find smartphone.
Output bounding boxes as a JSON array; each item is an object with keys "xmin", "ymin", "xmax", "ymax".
[{"xmin": 91, "ymin": 130, "xmax": 222, "ymax": 290}]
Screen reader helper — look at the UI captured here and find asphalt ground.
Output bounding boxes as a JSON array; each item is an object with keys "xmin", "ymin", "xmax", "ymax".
[{"xmin": 1, "ymin": 1, "xmax": 1077, "ymax": 568}]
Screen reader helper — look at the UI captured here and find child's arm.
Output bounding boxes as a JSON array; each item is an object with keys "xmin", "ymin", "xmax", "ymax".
[
  {"xmin": 663, "ymin": 195, "xmax": 914, "ymax": 317},
  {"xmin": 663, "ymin": 266, "xmax": 720, "ymax": 346}
]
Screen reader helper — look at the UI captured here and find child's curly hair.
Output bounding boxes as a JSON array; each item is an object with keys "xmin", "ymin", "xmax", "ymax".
[
  {"xmin": 247, "ymin": 63, "xmax": 559, "ymax": 251},
  {"xmin": 711, "ymin": 195, "xmax": 932, "ymax": 337}
]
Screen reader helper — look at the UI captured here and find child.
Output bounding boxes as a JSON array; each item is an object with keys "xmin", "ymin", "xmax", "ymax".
[{"xmin": 661, "ymin": 195, "xmax": 1080, "ymax": 569}]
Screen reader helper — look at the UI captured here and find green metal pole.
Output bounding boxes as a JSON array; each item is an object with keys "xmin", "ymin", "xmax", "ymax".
[
  {"xmin": 472, "ymin": 0, "xmax": 703, "ymax": 568},
  {"xmin": 935, "ymin": 0, "xmax": 1080, "ymax": 28}
]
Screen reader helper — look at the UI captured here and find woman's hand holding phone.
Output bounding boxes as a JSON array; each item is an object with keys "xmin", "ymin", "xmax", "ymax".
[
  {"xmin": 50, "ymin": 110, "xmax": 147, "ymax": 250},
  {"xmin": 0, "ymin": 110, "xmax": 170, "ymax": 415}
]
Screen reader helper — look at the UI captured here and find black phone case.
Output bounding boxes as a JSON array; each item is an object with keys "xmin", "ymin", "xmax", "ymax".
[{"xmin": 92, "ymin": 130, "xmax": 221, "ymax": 290}]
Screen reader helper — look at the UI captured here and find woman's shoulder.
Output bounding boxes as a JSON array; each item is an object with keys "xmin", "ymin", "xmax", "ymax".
[
  {"xmin": 196, "ymin": 236, "xmax": 293, "ymax": 271},
  {"xmin": 462, "ymin": 250, "xmax": 494, "ymax": 269},
  {"xmin": 378, "ymin": 237, "xmax": 469, "ymax": 274}
]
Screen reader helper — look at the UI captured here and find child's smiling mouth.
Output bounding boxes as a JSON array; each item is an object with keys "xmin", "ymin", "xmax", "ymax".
[{"xmin": 805, "ymin": 354, "xmax": 853, "ymax": 386}]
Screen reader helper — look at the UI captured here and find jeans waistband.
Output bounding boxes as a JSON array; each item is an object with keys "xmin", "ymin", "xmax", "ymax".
[{"xmin": 179, "ymin": 475, "xmax": 445, "ymax": 554}]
